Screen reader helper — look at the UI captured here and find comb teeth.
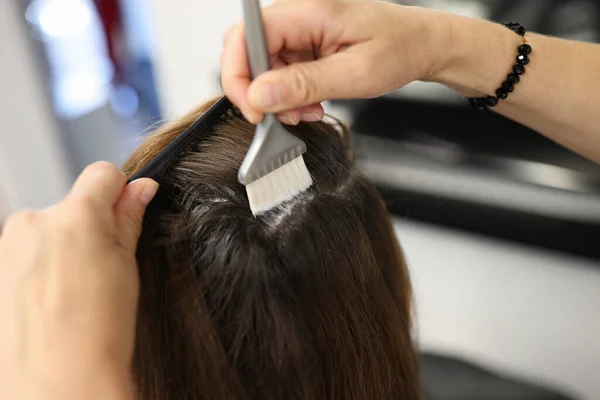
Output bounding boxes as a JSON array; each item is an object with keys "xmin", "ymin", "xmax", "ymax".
[
  {"xmin": 128, "ymin": 96, "xmax": 232, "ymax": 182},
  {"xmin": 246, "ymin": 155, "xmax": 313, "ymax": 215}
]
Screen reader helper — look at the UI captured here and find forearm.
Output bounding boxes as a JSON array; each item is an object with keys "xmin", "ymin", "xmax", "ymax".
[
  {"xmin": 25, "ymin": 368, "xmax": 136, "ymax": 400},
  {"xmin": 432, "ymin": 14, "xmax": 600, "ymax": 164}
]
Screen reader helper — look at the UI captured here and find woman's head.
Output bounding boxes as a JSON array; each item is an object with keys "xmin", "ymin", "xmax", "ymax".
[{"xmin": 124, "ymin": 98, "xmax": 419, "ymax": 399}]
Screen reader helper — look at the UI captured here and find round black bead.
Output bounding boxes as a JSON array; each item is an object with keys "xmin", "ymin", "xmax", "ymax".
[
  {"xmin": 502, "ymin": 81, "xmax": 515, "ymax": 93},
  {"xmin": 506, "ymin": 72, "xmax": 520, "ymax": 84},
  {"xmin": 496, "ymin": 88, "xmax": 509, "ymax": 100},
  {"xmin": 516, "ymin": 54, "xmax": 530, "ymax": 65},
  {"xmin": 513, "ymin": 64, "xmax": 526, "ymax": 75},
  {"xmin": 467, "ymin": 97, "xmax": 487, "ymax": 110},
  {"xmin": 506, "ymin": 23, "xmax": 518, "ymax": 31},
  {"xmin": 475, "ymin": 99, "xmax": 487, "ymax": 110},
  {"xmin": 486, "ymin": 96, "xmax": 499, "ymax": 107},
  {"xmin": 515, "ymin": 25, "xmax": 526, "ymax": 36},
  {"xmin": 518, "ymin": 44, "xmax": 532, "ymax": 55},
  {"xmin": 468, "ymin": 95, "xmax": 500, "ymax": 109}
]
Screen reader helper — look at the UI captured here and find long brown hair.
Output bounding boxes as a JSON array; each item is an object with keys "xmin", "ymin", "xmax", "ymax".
[{"xmin": 123, "ymin": 97, "xmax": 420, "ymax": 399}]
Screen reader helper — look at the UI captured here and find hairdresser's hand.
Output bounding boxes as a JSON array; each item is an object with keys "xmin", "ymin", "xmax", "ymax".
[
  {"xmin": 221, "ymin": 0, "xmax": 452, "ymax": 124},
  {"xmin": 0, "ymin": 162, "xmax": 158, "ymax": 400}
]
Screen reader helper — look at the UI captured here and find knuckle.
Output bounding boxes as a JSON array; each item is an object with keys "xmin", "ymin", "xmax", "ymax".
[
  {"xmin": 61, "ymin": 197, "xmax": 99, "ymax": 229},
  {"xmin": 81, "ymin": 161, "xmax": 125, "ymax": 187},
  {"xmin": 223, "ymin": 23, "xmax": 242, "ymax": 47},
  {"xmin": 289, "ymin": 65, "xmax": 319, "ymax": 104},
  {"xmin": 4, "ymin": 210, "xmax": 39, "ymax": 231},
  {"xmin": 308, "ymin": 0, "xmax": 338, "ymax": 16},
  {"xmin": 71, "ymin": 196, "xmax": 98, "ymax": 219},
  {"xmin": 85, "ymin": 160, "xmax": 122, "ymax": 178}
]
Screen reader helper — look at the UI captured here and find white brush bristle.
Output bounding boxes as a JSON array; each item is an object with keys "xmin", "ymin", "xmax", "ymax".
[{"xmin": 246, "ymin": 155, "xmax": 313, "ymax": 215}]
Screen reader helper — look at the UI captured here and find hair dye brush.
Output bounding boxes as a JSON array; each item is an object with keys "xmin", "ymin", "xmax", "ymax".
[{"xmin": 237, "ymin": 0, "xmax": 313, "ymax": 215}]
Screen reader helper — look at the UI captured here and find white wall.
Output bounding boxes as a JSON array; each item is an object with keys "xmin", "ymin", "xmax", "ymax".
[
  {"xmin": 148, "ymin": 1, "xmax": 600, "ymax": 398},
  {"xmin": 397, "ymin": 220, "xmax": 600, "ymax": 399},
  {"xmin": 149, "ymin": 0, "xmax": 274, "ymax": 119},
  {"xmin": 0, "ymin": 172, "xmax": 11, "ymax": 222},
  {"xmin": 148, "ymin": 0, "xmax": 232, "ymax": 118},
  {"xmin": 0, "ymin": 0, "xmax": 73, "ymax": 210}
]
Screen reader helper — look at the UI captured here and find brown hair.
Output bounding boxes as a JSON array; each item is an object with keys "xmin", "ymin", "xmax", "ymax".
[{"xmin": 123, "ymin": 98, "xmax": 420, "ymax": 399}]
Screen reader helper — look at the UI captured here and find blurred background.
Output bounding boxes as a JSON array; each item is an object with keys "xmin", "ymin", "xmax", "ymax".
[{"xmin": 1, "ymin": 0, "xmax": 599, "ymax": 398}]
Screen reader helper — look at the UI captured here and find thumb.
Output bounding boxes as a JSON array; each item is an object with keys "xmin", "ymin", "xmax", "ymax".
[
  {"xmin": 114, "ymin": 178, "xmax": 159, "ymax": 250},
  {"xmin": 247, "ymin": 51, "xmax": 371, "ymax": 113}
]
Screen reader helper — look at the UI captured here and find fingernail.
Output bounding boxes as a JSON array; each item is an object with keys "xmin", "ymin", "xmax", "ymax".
[
  {"xmin": 245, "ymin": 110, "xmax": 263, "ymax": 125},
  {"xmin": 259, "ymin": 85, "xmax": 282, "ymax": 109},
  {"xmin": 139, "ymin": 181, "xmax": 159, "ymax": 206},
  {"xmin": 280, "ymin": 115, "xmax": 299, "ymax": 125},
  {"xmin": 300, "ymin": 112, "xmax": 323, "ymax": 122}
]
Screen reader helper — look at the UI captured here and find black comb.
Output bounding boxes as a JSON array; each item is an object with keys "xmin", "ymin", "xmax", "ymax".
[{"xmin": 128, "ymin": 95, "xmax": 233, "ymax": 183}]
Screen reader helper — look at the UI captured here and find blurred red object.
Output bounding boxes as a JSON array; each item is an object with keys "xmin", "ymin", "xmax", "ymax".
[{"xmin": 94, "ymin": 0, "xmax": 124, "ymax": 78}]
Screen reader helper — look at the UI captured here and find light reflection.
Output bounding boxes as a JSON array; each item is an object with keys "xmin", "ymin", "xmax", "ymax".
[
  {"xmin": 25, "ymin": 0, "xmax": 114, "ymax": 119},
  {"xmin": 27, "ymin": 0, "xmax": 93, "ymax": 38}
]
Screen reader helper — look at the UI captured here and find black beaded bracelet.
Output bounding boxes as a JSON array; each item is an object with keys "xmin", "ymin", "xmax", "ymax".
[{"xmin": 466, "ymin": 22, "xmax": 532, "ymax": 110}]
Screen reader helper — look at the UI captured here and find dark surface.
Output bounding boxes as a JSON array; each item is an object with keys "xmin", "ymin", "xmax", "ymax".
[
  {"xmin": 337, "ymin": 97, "xmax": 600, "ymax": 260},
  {"xmin": 420, "ymin": 352, "xmax": 576, "ymax": 400},
  {"xmin": 347, "ymin": 98, "xmax": 600, "ymax": 177},
  {"xmin": 379, "ymin": 186, "xmax": 600, "ymax": 260}
]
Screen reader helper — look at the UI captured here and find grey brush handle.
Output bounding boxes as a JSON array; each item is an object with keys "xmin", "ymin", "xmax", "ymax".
[
  {"xmin": 238, "ymin": 0, "xmax": 308, "ymax": 189},
  {"xmin": 242, "ymin": 0, "xmax": 271, "ymax": 78}
]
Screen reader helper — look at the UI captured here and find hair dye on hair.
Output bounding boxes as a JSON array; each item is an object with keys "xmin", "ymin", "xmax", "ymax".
[{"xmin": 123, "ymin": 98, "xmax": 421, "ymax": 400}]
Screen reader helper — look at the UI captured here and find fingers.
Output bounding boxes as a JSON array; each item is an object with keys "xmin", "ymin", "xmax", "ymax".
[
  {"xmin": 247, "ymin": 49, "xmax": 372, "ymax": 113},
  {"xmin": 56, "ymin": 163, "xmax": 157, "ymax": 252},
  {"xmin": 221, "ymin": 1, "xmax": 342, "ymax": 120},
  {"xmin": 278, "ymin": 103, "xmax": 325, "ymax": 125},
  {"xmin": 67, "ymin": 162, "xmax": 127, "ymax": 210},
  {"xmin": 223, "ymin": 35, "xmax": 326, "ymax": 124},
  {"xmin": 298, "ymin": 103, "xmax": 325, "ymax": 121},
  {"xmin": 113, "ymin": 179, "xmax": 159, "ymax": 250},
  {"xmin": 273, "ymin": 52, "xmax": 325, "ymax": 124},
  {"xmin": 0, "ymin": 210, "xmax": 40, "ymax": 255},
  {"xmin": 221, "ymin": 23, "xmax": 261, "ymax": 123}
]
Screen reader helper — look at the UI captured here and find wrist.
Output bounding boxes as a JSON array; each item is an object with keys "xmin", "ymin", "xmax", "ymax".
[
  {"xmin": 77, "ymin": 365, "xmax": 136, "ymax": 400},
  {"xmin": 31, "ymin": 366, "xmax": 136, "ymax": 400},
  {"xmin": 398, "ymin": 6, "xmax": 458, "ymax": 84},
  {"xmin": 426, "ymin": 13, "xmax": 520, "ymax": 97},
  {"xmin": 92, "ymin": 371, "xmax": 137, "ymax": 400}
]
